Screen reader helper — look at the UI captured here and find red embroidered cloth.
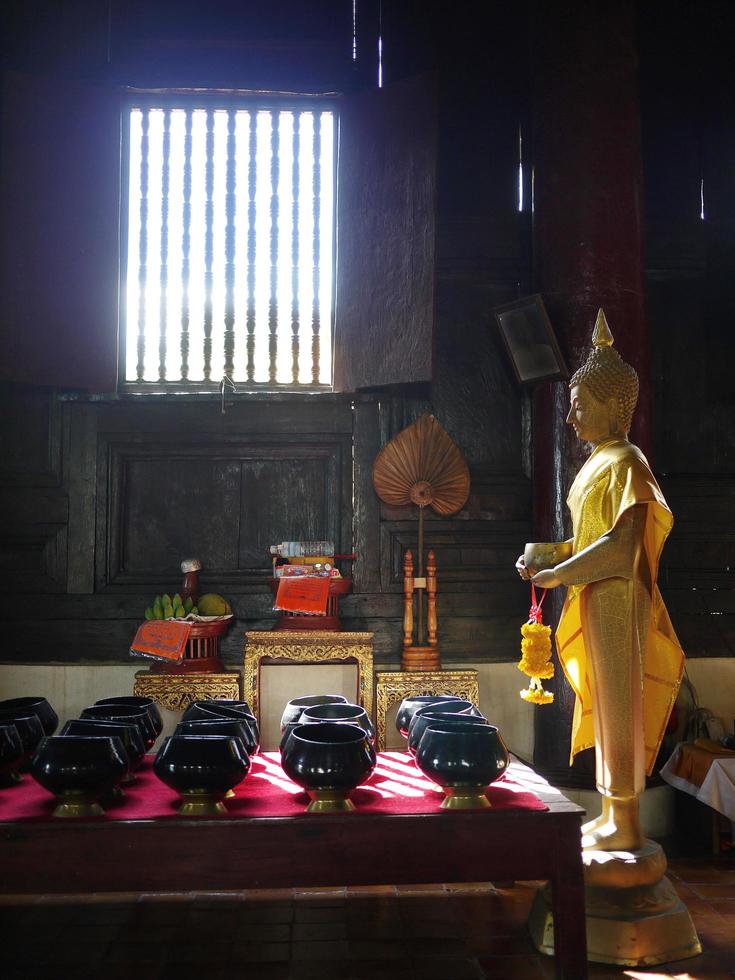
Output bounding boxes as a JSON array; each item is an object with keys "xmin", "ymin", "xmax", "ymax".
[{"xmin": 0, "ymin": 751, "xmax": 547, "ymax": 821}]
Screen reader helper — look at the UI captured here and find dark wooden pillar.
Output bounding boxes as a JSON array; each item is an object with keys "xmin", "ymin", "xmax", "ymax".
[{"xmin": 530, "ymin": 1, "xmax": 650, "ymax": 783}]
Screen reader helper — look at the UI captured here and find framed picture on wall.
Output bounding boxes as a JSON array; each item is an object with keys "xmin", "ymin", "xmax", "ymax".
[{"xmin": 494, "ymin": 294, "xmax": 568, "ymax": 385}]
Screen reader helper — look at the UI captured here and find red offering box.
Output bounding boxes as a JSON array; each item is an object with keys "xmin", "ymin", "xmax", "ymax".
[
  {"xmin": 150, "ymin": 616, "xmax": 233, "ymax": 673},
  {"xmin": 268, "ymin": 577, "xmax": 352, "ymax": 631}
]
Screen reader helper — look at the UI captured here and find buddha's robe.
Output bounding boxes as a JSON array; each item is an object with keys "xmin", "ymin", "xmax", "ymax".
[{"xmin": 554, "ymin": 438, "xmax": 684, "ymax": 789}]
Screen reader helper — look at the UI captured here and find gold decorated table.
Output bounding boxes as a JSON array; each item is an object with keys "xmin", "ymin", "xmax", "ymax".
[
  {"xmin": 243, "ymin": 630, "xmax": 374, "ymax": 723},
  {"xmin": 375, "ymin": 669, "xmax": 480, "ymax": 749},
  {"xmin": 133, "ymin": 670, "xmax": 241, "ymax": 712}
]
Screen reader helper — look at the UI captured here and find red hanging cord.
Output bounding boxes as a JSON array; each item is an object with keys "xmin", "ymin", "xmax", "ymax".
[{"xmin": 529, "ymin": 583, "xmax": 547, "ymax": 624}]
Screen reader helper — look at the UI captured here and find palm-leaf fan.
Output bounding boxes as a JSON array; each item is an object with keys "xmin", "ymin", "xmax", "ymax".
[{"xmin": 373, "ymin": 413, "xmax": 470, "ymax": 642}]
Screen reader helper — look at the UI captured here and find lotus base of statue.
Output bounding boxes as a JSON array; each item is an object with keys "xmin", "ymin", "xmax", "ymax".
[{"xmin": 529, "ymin": 839, "xmax": 701, "ymax": 967}]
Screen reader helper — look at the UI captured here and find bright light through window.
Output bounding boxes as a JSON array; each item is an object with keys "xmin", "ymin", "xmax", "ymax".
[{"xmin": 125, "ymin": 104, "xmax": 335, "ymax": 389}]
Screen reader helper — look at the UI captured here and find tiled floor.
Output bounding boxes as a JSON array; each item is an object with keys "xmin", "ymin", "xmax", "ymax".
[{"xmin": 2, "ymin": 858, "xmax": 734, "ymax": 979}]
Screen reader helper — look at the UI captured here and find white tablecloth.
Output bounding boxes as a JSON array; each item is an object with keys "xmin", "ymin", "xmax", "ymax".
[{"xmin": 661, "ymin": 743, "xmax": 735, "ymax": 823}]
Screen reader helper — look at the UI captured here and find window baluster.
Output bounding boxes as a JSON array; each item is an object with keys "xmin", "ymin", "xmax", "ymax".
[
  {"xmin": 180, "ymin": 109, "xmax": 192, "ymax": 380},
  {"xmin": 291, "ymin": 112, "xmax": 301, "ymax": 384},
  {"xmin": 135, "ymin": 108, "xmax": 149, "ymax": 381},
  {"xmin": 311, "ymin": 111, "xmax": 321, "ymax": 384},
  {"xmin": 203, "ymin": 108, "xmax": 215, "ymax": 381},
  {"xmin": 246, "ymin": 110, "xmax": 257, "ymax": 383},
  {"xmin": 158, "ymin": 108, "xmax": 171, "ymax": 382},
  {"xmin": 269, "ymin": 110, "xmax": 280, "ymax": 384},
  {"xmin": 224, "ymin": 109, "xmax": 236, "ymax": 379}
]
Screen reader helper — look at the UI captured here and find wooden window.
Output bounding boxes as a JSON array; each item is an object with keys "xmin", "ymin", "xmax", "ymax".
[
  {"xmin": 122, "ymin": 97, "xmax": 336, "ymax": 391},
  {"xmin": 0, "ymin": 71, "xmax": 436, "ymax": 394}
]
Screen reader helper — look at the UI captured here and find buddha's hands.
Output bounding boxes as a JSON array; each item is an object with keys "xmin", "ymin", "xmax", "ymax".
[
  {"xmin": 515, "ymin": 555, "xmax": 531, "ymax": 581},
  {"xmin": 532, "ymin": 568, "xmax": 562, "ymax": 589}
]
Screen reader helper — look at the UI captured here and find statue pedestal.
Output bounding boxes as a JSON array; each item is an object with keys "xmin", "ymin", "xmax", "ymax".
[{"xmin": 529, "ymin": 839, "xmax": 701, "ymax": 967}]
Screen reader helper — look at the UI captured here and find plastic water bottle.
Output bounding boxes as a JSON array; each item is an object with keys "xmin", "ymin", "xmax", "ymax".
[{"xmin": 270, "ymin": 541, "xmax": 335, "ymax": 558}]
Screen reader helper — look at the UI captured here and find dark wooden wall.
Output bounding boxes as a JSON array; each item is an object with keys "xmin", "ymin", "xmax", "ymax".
[
  {"xmin": 0, "ymin": 1, "xmax": 531, "ymax": 670},
  {"xmin": 0, "ymin": 0, "xmax": 732, "ymax": 674},
  {"xmin": 640, "ymin": 1, "xmax": 735, "ymax": 659}
]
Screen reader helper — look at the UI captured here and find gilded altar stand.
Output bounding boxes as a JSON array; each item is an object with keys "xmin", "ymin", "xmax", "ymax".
[
  {"xmin": 0, "ymin": 754, "xmax": 587, "ymax": 979},
  {"xmin": 375, "ymin": 669, "xmax": 480, "ymax": 750},
  {"xmin": 133, "ymin": 669, "xmax": 241, "ymax": 712},
  {"xmin": 243, "ymin": 630, "xmax": 375, "ymax": 723}
]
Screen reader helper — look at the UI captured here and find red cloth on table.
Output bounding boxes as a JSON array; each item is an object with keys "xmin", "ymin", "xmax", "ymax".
[{"xmin": 0, "ymin": 751, "xmax": 548, "ymax": 821}]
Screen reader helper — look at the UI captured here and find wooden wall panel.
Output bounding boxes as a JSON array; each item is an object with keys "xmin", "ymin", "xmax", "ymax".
[
  {"xmin": 239, "ymin": 456, "xmax": 332, "ymax": 569},
  {"xmin": 98, "ymin": 435, "xmax": 350, "ymax": 592}
]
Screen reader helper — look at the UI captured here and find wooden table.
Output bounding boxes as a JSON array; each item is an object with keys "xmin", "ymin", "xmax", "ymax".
[{"xmin": 0, "ymin": 758, "xmax": 587, "ymax": 979}]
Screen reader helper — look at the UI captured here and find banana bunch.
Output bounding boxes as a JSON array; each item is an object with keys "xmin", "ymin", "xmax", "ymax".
[{"xmin": 144, "ymin": 593, "xmax": 199, "ymax": 621}]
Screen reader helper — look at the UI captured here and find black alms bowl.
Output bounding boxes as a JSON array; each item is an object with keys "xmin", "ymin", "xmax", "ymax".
[
  {"xmin": 0, "ymin": 697, "xmax": 58, "ymax": 736},
  {"xmin": 0, "ymin": 722, "xmax": 25, "ymax": 784},
  {"xmin": 407, "ymin": 709, "xmax": 488, "ymax": 757},
  {"xmin": 394, "ymin": 695, "xmax": 463, "ymax": 738},
  {"xmin": 300, "ymin": 702, "xmax": 375, "ymax": 741},
  {"xmin": 175, "ymin": 718, "xmax": 255, "ymax": 756},
  {"xmin": 4, "ymin": 713, "xmax": 45, "ymax": 770},
  {"xmin": 414, "ymin": 723, "xmax": 510, "ymax": 810},
  {"xmin": 280, "ymin": 694, "xmax": 348, "ymax": 732},
  {"xmin": 80, "ymin": 704, "xmax": 157, "ymax": 749},
  {"xmin": 30, "ymin": 735, "xmax": 129, "ymax": 817},
  {"xmin": 202, "ymin": 699, "xmax": 253, "ymax": 715},
  {"xmin": 95, "ymin": 696, "xmax": 163, "ymax": 737},
  {"xmin": 153, "ymin": 734, "xmax": 250, "ymax": 815},
  {"xmin": 280, "ymin": 722, "xmax": 376, "ymax": 812},
  {"xmin": 182, "ymin": 702, "xmax": 260, "ymax": 748},
  {"xmin": 61, "ymin": 718, "xmax": 146, "ymax": 773}
]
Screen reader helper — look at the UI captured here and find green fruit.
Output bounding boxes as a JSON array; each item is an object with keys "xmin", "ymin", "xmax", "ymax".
[
  {"xmin": 173, "ymin": 593, "xmax": 182, "ymax": 609},
  {"xmin": 163, "ymin": 603, "xmax": 174, "ymax": 619},
  {"xmin": 197, "ymin": 593, "xmax": 232, "ymax": 616},
  {"xmin": 144, "ymin": 606, "xmax": 154, "ymax": 620},
  {"xmin": 175, "ymin": 604, "xmax": 186, "ymax": 618},
  {"xmin": 153, "ymin": 598, "xmax": 163, "ymax": 619},
  {"xmin": 184, "ymin": 596, "xmax": 194, "ymax": 613},
  {"xmin": 162, "ymin": 594, "xmax": 172, "ymax": 607},
  {"xmin": 191, "ymin": 605, "xmax": 199, "ymax": 616}
]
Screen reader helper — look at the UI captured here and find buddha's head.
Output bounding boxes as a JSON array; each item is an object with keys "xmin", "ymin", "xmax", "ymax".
[{"xmin": 566, "ymin": 309, "xmax": 638, "ymax": 443}]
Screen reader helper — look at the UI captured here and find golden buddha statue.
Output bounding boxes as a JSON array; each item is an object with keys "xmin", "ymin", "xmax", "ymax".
[{"xmin": 518, "ymin": 310, "xmax": 684, "ymax": 852}]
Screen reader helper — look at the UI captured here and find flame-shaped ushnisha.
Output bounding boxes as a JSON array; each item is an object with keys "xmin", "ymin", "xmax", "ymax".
[{"xmin": 372, "ymin": 413, "xmax": 470, "ymax": 516}]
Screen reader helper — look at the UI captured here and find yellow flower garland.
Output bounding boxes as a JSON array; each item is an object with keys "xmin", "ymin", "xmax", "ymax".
[{"xmin": 518, "ymin": 620, "xmax": 554, "ymax": 704}]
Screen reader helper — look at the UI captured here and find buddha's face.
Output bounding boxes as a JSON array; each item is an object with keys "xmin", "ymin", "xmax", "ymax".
[{"xmin": 566, "ymin": 384, "xmax": 617, "ymax": 444}]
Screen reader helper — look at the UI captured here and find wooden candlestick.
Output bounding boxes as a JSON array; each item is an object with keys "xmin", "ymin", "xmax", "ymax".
[{"xmin": 401, "ymin": 548, "xmax": 441, "ymax": 671}]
